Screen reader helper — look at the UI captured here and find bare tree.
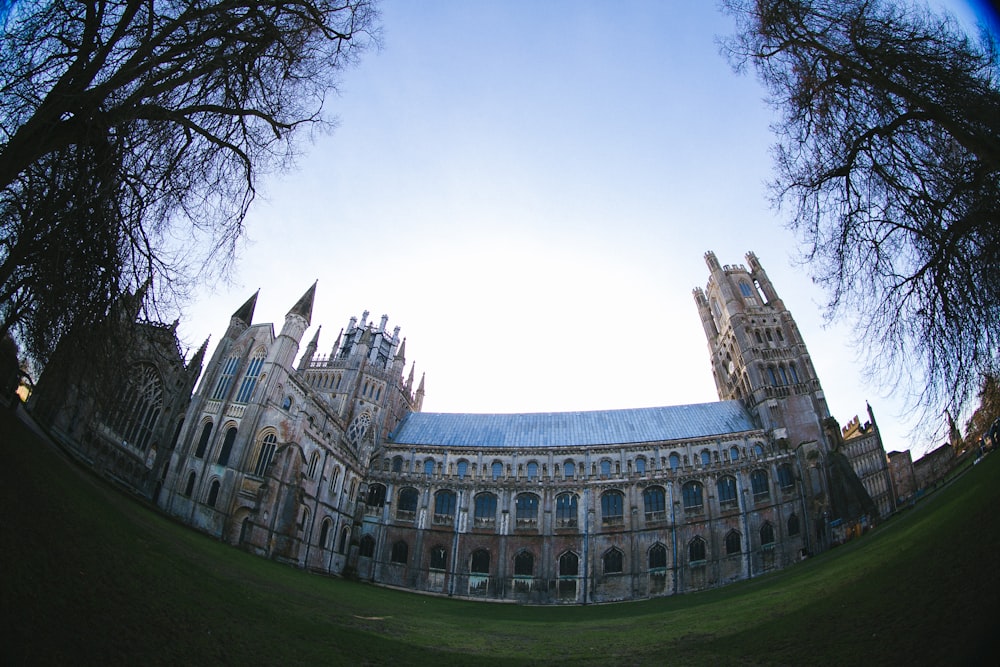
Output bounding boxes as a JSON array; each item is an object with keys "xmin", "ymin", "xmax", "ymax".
[
  {"xmin": 0, "ymin": 0, "xmax": 379, "ymax": 367},
  {"xmin": 722, "ymin": 0, "xmax": 1000, "ymax": 431}
]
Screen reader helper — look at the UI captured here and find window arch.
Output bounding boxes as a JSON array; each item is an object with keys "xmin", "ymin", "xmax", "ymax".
[
  {"xmin": 433, "ymin": 490, "xmax": 457, "ymax": 524},
  {"xmin": 183, "ymin": 471, "xmax": 196, "ymax": 497},
  {"xmin": 729, "ymin": 445, "xmax": 740, "ymax": 461},
  {"xmin": 358, "ymin": 534, "xmax": 375, "ymax": 558},
  {"xmin": 470, "ymin": 549, "xmax": 490, "ymax": 574},
  {"xmin": 513, "ymin": 550, "xmax": 534, "ymax": 577},
  {"xmin": 212, "ymin": 354, "xmax": 241, "ymax": 400},
  {"xmin": 307, "ymin": 450, "xmax": 321, "ymax": 479},
  {"xmin": 700, "ymin": 450, "xmax": 711, "ymax": 466},
  {"xmin": 777, "ymin": 463, "xmax": 795, "ymax": 490},
  {"xmin": 767, "ymin": 366, "xmax": 778, "ymax": 386},
  {"xmin": 725, "ymin": 530, "xmax": 742, "ymax": 555},
  {"xmin": 526, "ymin": 461, "xmax": 539, "ymax": 480},
  {"xmin": 739, "ymin": 281, "xmax": 754, "ymax": 298},
  {"xmin": 600, "ymin": 459, "xmax": 612, "ymax": 477},
  {"xmin": 111, "ymin": 363, "xmax": 163, "ymax": 451},
  {"xmin": 602, "ymin": 548, "xmax": 624, "ymax": 574},
  {"xmin": 556, "ymin": 493, "xmax": 578, "ymax": 528},
  {"xmin": 668, "ymin": 452, "xmax": 681, "ymax": 470},
  {"xmin": 234, "ymin": 348, "xmax": 266, "ymax": 403},
  {"xmin": 429, "ymin": 545, "xmax": 447, "ymax": 571},
  {"xmin": 760, "ymin": 522, "xmax": 776, "ymax": 546},
  {"xmin": 194, "ymin": 421, "xmax": 213, "ymax": 458},
  {"xmin": 206, "ymin": 479, "xmax": 220, "ymax": 507},
  {"xmin": 366, "ymin": 483, "xmax": 386, "ymax": 507},
  {"xmin": 251, "ymin": 432, "xmax": 277, "ymax": 477},
  {"xmin": 682, "ymin": 481, "xmax": 703, "ymax": 510},
  {"xmin": 563, "ymin": 460, "xmax": 575, "ymax": 478},
  {"xmin": 474, "ymin": 492, "xmax": 497, "ymax": 527},
  {"xmin": 778, "ymin": 365, "xmax": 788, "ymax": 385},
  {"xmin": 559, "ymin": 551, "xmax": 579, "ymax": 577},
  {"xmin": 319, "ymin": 518, "xmax": 333, "ymax": 549},
  {"xmin": 391, "ymin": 455, "xmax": 404, "ymax": 473},
  {"xmin": 423, "ymin": 458, "xmax": 435, "ymax": 476},
  {"xmin": 456, "ymin": 459, "xmax": 469, "ymax": 479},
  {"xmin": 635, "ymin": 456, "xmax": 647, "ymax": 475},
  {"xmin": 787, "ymin": 513, "xmax": 800, "ymax": 536},
  {"xmin": 338, "ymin": 526, "xmax": 350, "ymax": 553},
  {"xmin": 689, "ymin": 537, "xmax": 707, "ymax": 563},
  {"xmin": 789, "ymin": 363, "xmax": 800, "ymax": 383},
  {"xmin": 717, "ymin": 475, "xmax": 738, "ymax": 506},
  {"xmin": 491, "ymin": 461, "xmax": 503, "ymax": 480},
  {"xmin": 216, "ymin": 426, "xmax": 237, "ymax": 466},
  {"xmin": 648, "ymin": 543, "xmax": 668, "ymax": 571},
  {"xmin": 643, "ymin": 486, "xmax": 666, "ymax": 520},
  {"xmin": 515, "ymin": 493, "xmax": 539, "ymax": 528},
  {"xmin": 390, "ymin": 540, "xmax": 408, "ymax": 564},
  {"xmin": 600, "ymin": 490, "xmax": 624, "ymax": 526},
  {"xmin": 396, "ymin": 487, "xmax": 418, "ymax": 520},
  {"xmin": 751, "ymin": 469, "xmax": 770, "ymax": 499}
]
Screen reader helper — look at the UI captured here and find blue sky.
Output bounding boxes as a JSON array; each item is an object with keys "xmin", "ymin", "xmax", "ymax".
[{"xmin": 179, "ymin": 0, "xmax": 992, "ymax": 456}]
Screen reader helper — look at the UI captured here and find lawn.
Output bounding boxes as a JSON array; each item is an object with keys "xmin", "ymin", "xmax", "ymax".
[{"xmin": 2, "ymin": 406, "xmax": 998, "ymax": 665}]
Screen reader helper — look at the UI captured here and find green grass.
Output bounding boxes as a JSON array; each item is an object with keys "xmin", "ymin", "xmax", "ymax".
[{"xmin": 2, "ymin": 406, "xmax": 998, "ymax": 665}]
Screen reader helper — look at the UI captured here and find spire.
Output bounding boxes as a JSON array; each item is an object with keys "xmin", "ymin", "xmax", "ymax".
[
  {"xmin": 233, "ymin": 290, "xmax": 259, "ymax": 326},
  {"xmin": 329, "ymin": 328, "xmax": 343, "ymax": 359},
  {"xmin": 414, "ymin": 372, "xmax": 426, "ymax": 411},
  {"xmin": 395, "ymin": 338, "xmax": 407, "ymax": 362},
  {"xmin": 188, "ymin": 337, "xmax": 210, "ymax": 374},
  {"xmin": 288, "ymin": 281, "xmax": 317, "ymax": 325},
  {"xmin": 298, "ymin": 326, "xmax": 321, "ymax": 371},
  {"xmin": 406, "ymin": 361, "xmax": 415, "ymax": 391}
]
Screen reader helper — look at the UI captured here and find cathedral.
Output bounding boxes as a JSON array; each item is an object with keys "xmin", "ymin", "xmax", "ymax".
[{"xmin": 146, "ymin": 251, "xmax": 881, "ymax": 603}]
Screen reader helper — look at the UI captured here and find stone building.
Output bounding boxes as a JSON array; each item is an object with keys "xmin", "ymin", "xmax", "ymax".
[
  {"xmin": 887, "ymin": 449, "xmax": 916, "ymax": 505},
  {"xmin": 159, "ymin": 251, "xmax": 876, "ymax": 603},
  {"xmin": 839, "ymin": 406, "xmax": 896, "ymax": 520}
]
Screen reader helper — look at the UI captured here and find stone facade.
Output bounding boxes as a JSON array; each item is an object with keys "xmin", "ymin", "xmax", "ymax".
[
  {"xmin": 839, "ymin": 407, "xmax": 895, "ymax": 520},
  {"xmin": 157, "ymin": 251, "xmax": 877, "ymax": 603}
]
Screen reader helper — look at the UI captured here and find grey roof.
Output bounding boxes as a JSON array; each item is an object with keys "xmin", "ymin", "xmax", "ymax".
[{"xmin": 388, "ymin": 401, "xmax": 757, "ymax": 448}]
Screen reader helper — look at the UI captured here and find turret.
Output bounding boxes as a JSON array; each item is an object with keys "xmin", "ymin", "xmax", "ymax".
[
  {"xmin": 270, "ymin": 282, "xmax": 316, "ymax": 370},
  {"xmin": 414, "ymin": 373, "xmax": 426, "ymax": 411},
  {"xmin": 298, "ymin": 326, "xmax": 321, "ymax": 371}
]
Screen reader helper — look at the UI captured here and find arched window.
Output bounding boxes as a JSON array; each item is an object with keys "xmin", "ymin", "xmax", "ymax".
[
  {"xmin": 319, "ymin": 518, "xmax": 333, "ymax": 549},
  {"xmin": 755, "ymin": 330, "xmax": 763, "ymax": 344},
  {"xmin": 338, "ymin": 526, "xmax": 350, "ymax": 553},
  {"xmin": 329, "ymin": 466, "xmax": 340, "ymax": 492},
  {"xmin": 559, "ymin": 551, "xmax": 579, "ymax": 577},
  {"xmin": 717, "ymin": 475, "xmax": 738, "ymax": 506},
  {"xmin": 307, "ymin": 451, "xmax": 321, "ymax": 479},
  {"xmin": 212, "ymin": 354, "xmax": 241, "ymax": 400},
  {"xmin": 767, "ymin": 366, "xmax": 778, "ymax": 386},
  {"xmin": 689, "ymin": 537, "xmax": 707, "ymax": 563},
  {"xmin": 183, "ymin": 471, "xmax": 196, "ymax": 497},
  {"xmin": 252, "ymin": 432, "xmax": 277, "ymax": 477},
  {"xmin": 777, "ymin": 463, "xmax": 795, "ymax": 490},
  {"xmin": 366, "ymin": 483, "xmax": 386, "ymax": 507},
  {"xmin": 700, "ymin": 450, "xmax": 711, "ymax": 466},
  {"xmin": 775, "ymin": 328, "xmax": 784, "ymax": 341},
  {"xmin": 433, "ymin": 490, "xmax": 457, "ymax": 524},
  {"xmin": 424, "ymin": 458, "xmax": 435, "ymax": 476},
  {"xmin": 206, "ymin": 479, "xmax": 220, "ymax": 507},
  {"xmin": 396, "ymin": 487, "xmax": 418, "ymax": 521},
  {"xmin": 194, "ymin": 421, "xmax": 213, "ymax": 458},
  {"xmin": 635, "ymin": 457, "xmax": 646, "ymax": 475},
  {"xmin": 766, "ymin": 329, "xmax": 774, "ymax": 342},
  {"xmin": 470, "ymin": 549, "xmax": 490, "ymax": 574},
  {"xmin": 515, "ymin": 493, "xmax": 539, "ymax": 528},
  {"xmin": 234, "ymin": 348, "xmax": 266, "ymax": 403},
  {"xmin": 600, "ymin": 490, "xmax": 624, "ymax": 526},
  {"xmin": 456, "ymin": 459, "xmax": 469, "ymax": 479},
  {"xmin": 111, "ymin": 363, "xmax": 163, "ymax": 451},
  {"xmin": 753, "ymin": 443, "xmax": 764, "ymax": 457},
  {"xmin": 514, "ymin": 551, "xmax": 534, "ymax": 577},
  {"xmin": 216, "ymin": 426, "xmax": 237, "ymax": 466},
  {"xmin": 739, "ymin": 281, "xmax": 754, "ymax": 298},
  {"xmin": 643, "ymin": 486, "xmax": 666, "ymax": 520},
  {"xmin": 648, "ymin": 543, "xmax": 667, "ymax": 571},
  {"xmin": 563, "ymin": 460, "xmax": 575, "ymax": 478},
  {"xmin": 526, "ymin": 461, "xmax": 539, "ymax": 480},
  {"xmin": 787, "ymin": 513, "xmax": 800, "ymax": 536},
  {"xmin": 789, "ymin": 363, "xmax": 800, "ymax": 383},
  {"xmin": 556, "ymin": 493, "xmax": 578, "ymax": 528},
  {"xmin": 729, "ymin": 446, "xmax": 740, "ymax": 461},
  {"xmin": 682, "ymin": 481, "xmax": 703, "ymax": 510},
  {"xmin": 603, "ymin": 548, "xmax": 624, "ymax": 574},
  {"xmin": 668, "ymin": 452, "xmax": 681, "ymax": 470},
  {"xmin": 282, "ymin": 395, "xmax": 293, "ymax": 410},
  {"xmin": 429, "ymin": 546, "xmax": 447, "ymax": 570},
  {"xmin": 390, "ymin": 540, "xmax": 408, "ymax": 564},
  {"xmin": 725, "ymin": 530, "xmax": 742, "ymax": 555},
  {"xmin": 474, "ymin": 492, "xmax": 497, "ymax": 527},
  {"xmin": 359, "ymin": 534, "xmax": 375, "ymax": 558},
  {"xmin": 600, "ymin": 459, "xmax": 612, "ymax": 477},
  {"xmin": 391, "ymin": 455, "xmax": 404, "ymax": 473},
  {"xmin": 778, "ymin": 366, "xmax": 788, "ymax": 385},
  {"xmin": 751, "ymin": 469, "xmax": 770, "ymax": 499},
  {"xmin": 760, "ymin": 522, "xmax": 776, "ymax": 546},
  {"xmin": 491, "ymin": 461, "xmax": 504, "ymax": 480}
]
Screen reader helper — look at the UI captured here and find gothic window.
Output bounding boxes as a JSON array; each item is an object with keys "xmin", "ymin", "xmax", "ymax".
[
  {"xmin": 739, "ymin": 281, "xmax": 754, "ymax": 298},
  {"xmin": 110, "ymin": 363, "xmax": 163, "ymax": 451},
  {"xmin": 559, "ymin": 551, "xmax": 579, "ymax": 577},
  {"xmin": 183, "ymin": 471, "xmax": 196, "ymax": 497},
  {"xmin": 390, "ymin": 540, "xmax": 408, "ymax": 564},
  {"xmin": 775, "ymin": 328, "xmax": 784, "ymax": 341},
  {"xmin": 789, "ymin": 363, "xmax": 800, "ymax": 383},
  {"xmin": 433, "ymin": 490, "xmax": 457, "ymax": 525},
  {"xmin": 753, "ymin": 443, "xmax": 764, "ymax": 457},
  {"xmin": 299, "ymin": 506, "xmax": 310, "ymax": 531},
  {"xmin": 491, "ymin": 461, "xmax": 503, "ymax": 480},
  {"xmin": 474, "ymin": 492, "xmax": 497, "ymax": 527},
  {"xmin": 526, "ymin": 461, "xmax": 539, "ymax": 480},
  {"xmin": 669, "ymin": 453, "xmax": 681, "ymax": 470},
  {"xmin": 689, "ymin": 537, "xmax": 707, "ymax": 563},
  {"xmin": 556, "ymin": 493, "xmax": 578, "ymax": 528},
  {"xmin": 319, "ymin": 518, "xmax": 333, "ymax": 549},
  {"xmin": 643, "ymin": 486, "xmax": 666, "ymax": 520},
  {"xmin": 194, "ymin": 421, "xmax": 213, "ymax": 458},
  {"xmin": 601, "ymin": 490, "xmax": 624, "ymax": 526},
  {"xmin": 470, "ymin": 549, "xmax": 490, "ymax": 574},
  {"xmin": 206, "ymin": 479, "xmax": 220, "ymax": 507},
  {"xmin": 717, "ymin": 475, "xmax": 738, "ymax": 506},
  {"xmin": 396, "ymin": 487, "xmax": 418, "ymax": 520},
  {"xmin": 600, "ymin": 459, "xmax": 612, "ymax": 477},
  {"xmin": 777, "ymin": 464, "xmax": 795, "ymax": 490},
  {"xmin": 212, "ymin": 355, "xmax": 241, "ymax": 400},
  {"xmin": 563, "ymin": 460, "xmax": 575, "ymax": 478},
  {"xmin": 682, "ymin": 481, "xmax": 703, "ymax": 510},
  {"xmin": 725, "ymin": 530, "xmax": 742, "ymax": 555},
  {"xmin": 514, "ymin": 550, "xmax": 534, "ymax": 577},
  {"xmin": 391, "ymin": 455, "xmax": 404, "ymax": 473},
  {"xmin": 787, "ymin": 513, "xmax": 800, "ymax": 536},
  {"xmin": 424, "ymin": 458, "xmax": 435, "ymax": 476},
  {"xmin": 778, "ymin": 366, "xmax": 788, "ymax": 385},
  {"xmin": 730, "ymin": 445, "xmax": 740, "ymax": 461},
  {"xmin": 648, "ymin": 543, "xmax": 668, "ymax": 571},
  {"xmin": 635, "ymin": 457, "xmax": 646, "ymax": 474},
  {"xmin": 602, "ymin": 548, "xmax": 624, "ymax": 574},
  {"xmin": 751, "ymin": 469, "xmax": 770, "ymax": 499},
  {"xmin": 282, "ymin": 395, "xmax": 292, "ymax": 410},
  {"xmin": 216, "ymin": 426, "xmax": 237, "ymax": 466},
  {"xmin": 346, "ymin": 412, "xmax": 371, "ymax": 448},
  {"xmin": 338, "ymin": 526, "xmax": 350, "ymax": 553},
  {"xmin": 307, "ymin": 451, "xmax": 321, "ymax": 479},
  {"xmin": 359, "ymin": 534, "xmax": 375, "ymax": 558},
  {"xmin": 329, "ymin": 466, "xmax": 340, "ymax": 492},
  {"xmin": 366, "ymin": 483, "xmax": 386, "ymax": 507},
  {"xmin": 457, "ymin": 460, "xmax": 469, "ymax": 479},
  {"xmin": 755, "ymin": 330, "xmax": 763, "ymax": 344},
  {"xmin": 760, "ymin": 522, "xmax": 776, "ymax": 546},
  {"xmin": 430, "ymin": 546, "xmax": 447, "ymax": 571},
  {"xmin": 700, "ymin": 450, "xmax": 711, "ymax": 466},
  {"xmin": 251, "ymin": 432, "xmax": 277, "ymax": 477},
  {"xmin": 515, "ymin": 493, "xmax": 539, "ymax": 528},
  {"xmin": 234, "ymin": 348, "xmax": 266, "ymax": 403},
  {"xmin": 767, "ymin": 366, "xmax": 779, "ymax": 386},
  {"xmin": 766, "ymin": 329, "xmax": 773, "ymax": 342}
]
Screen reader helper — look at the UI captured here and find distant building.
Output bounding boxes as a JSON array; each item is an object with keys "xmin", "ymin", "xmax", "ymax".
[
  {"xmin": 156, "ymin": 251, "xmax": 877, "ymax": 603},
  {"xmin": 839, "ymin": 407, "xmax": 896, "ymax": 519},
  {"xmin": 913, "ymin": 443, "xmax": 960, "ymax": 491},
  {"xmin": 886, "ymin": 449, "xmax": 916, "ymax": 505}
]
